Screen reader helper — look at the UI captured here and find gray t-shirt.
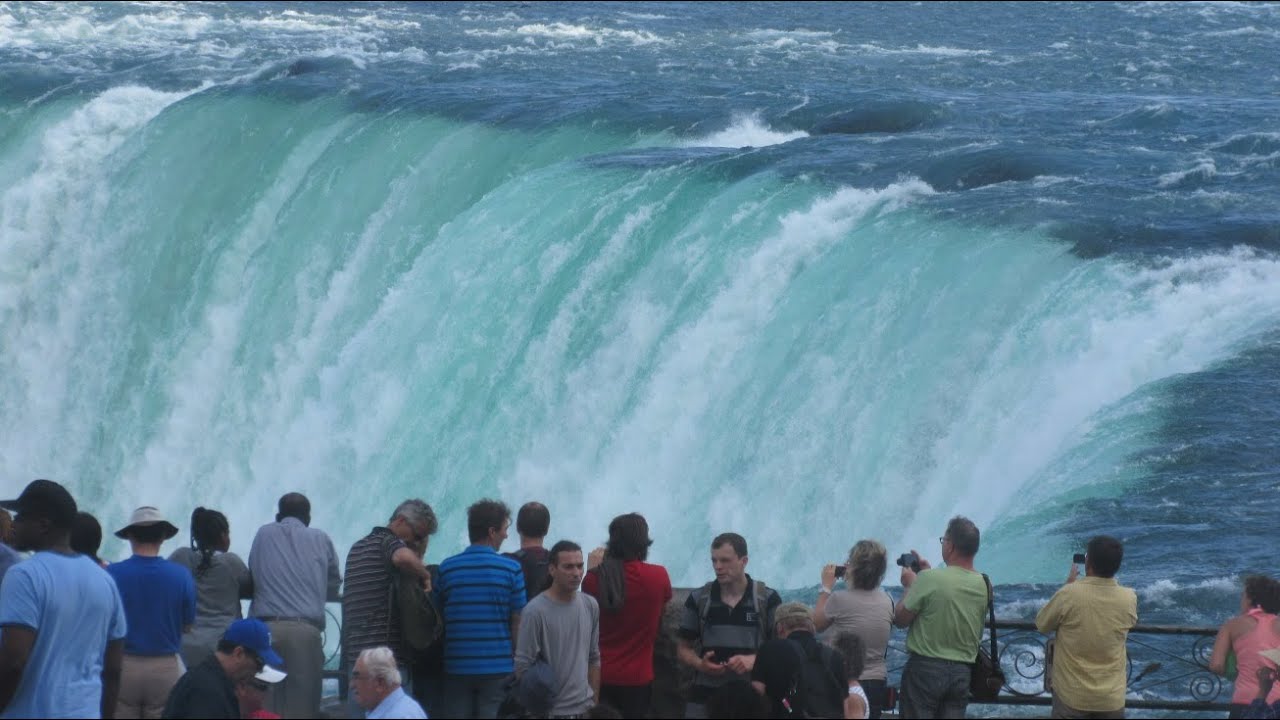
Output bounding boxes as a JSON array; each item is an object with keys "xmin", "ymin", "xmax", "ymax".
[
  {"xmin": 823, "ymin": 588, "xmax": 895, "ymax": 681},
  {"xmin": 169, "ymin": 547, "xmax": 250, "ymax": 664},
  {"xmin": 514, "ymin": 592, "xmax": 601, "ymax": 716}
]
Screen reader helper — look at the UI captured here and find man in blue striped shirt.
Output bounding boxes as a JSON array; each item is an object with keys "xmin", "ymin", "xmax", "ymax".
[{"xmin": 435, "ymin": 499, "xmax": 527, "ymax": 719}]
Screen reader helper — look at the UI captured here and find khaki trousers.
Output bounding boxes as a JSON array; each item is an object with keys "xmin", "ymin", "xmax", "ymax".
[
  {"xmin": 265, "ymin": 620, "xmax": 324, "ymax": 719},
  {"xmin": 1052, "ymin": 695, "xmax": 1125, "ymax": 719},
  {"xmin": 116, "ymin": 653, "xmax": 184, "ymax": 719}
]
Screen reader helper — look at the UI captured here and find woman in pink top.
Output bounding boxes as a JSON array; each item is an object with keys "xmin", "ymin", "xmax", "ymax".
[{"xmin": 1211, "ymin": 575, "xmax": 1280, "ymax": 718}]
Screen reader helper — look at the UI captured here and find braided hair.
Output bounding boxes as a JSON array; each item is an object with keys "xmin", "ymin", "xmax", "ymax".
[{"xmin": 191, "ymin": 507, "xmax": 229, "ymax": 577}]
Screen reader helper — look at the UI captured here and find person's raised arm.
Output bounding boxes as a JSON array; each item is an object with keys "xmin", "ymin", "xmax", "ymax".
[
  {"xmin": 1034, "ymin": 571, "xmax": 1071, "ymax": 634},
  {"xmin": 391, "ymin": 546, "xmax": 431, "ymax": 591},
  {"xmin": 893, "ymin": 553, "xmax": 930, "ymax": 628},
  {"xmin": 815, "ymin": 564, "xmax": 837, "ymax": 632}
]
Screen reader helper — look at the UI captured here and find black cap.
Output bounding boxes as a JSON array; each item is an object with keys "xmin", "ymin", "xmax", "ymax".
[{"xmin": 0, "ymin": 479, "xmax": 78, "ymax": 529}]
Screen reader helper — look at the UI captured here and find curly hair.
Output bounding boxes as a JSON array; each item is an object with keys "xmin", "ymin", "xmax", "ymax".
[{"xmin": 846, "ymin": 539, "xmax": 887, "ymax": 591}]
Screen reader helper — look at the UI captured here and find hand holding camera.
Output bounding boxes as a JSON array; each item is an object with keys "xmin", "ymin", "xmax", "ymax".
[
  {"xmin": 896, "ymin": 550, "xmax": 930, "ymax": 588},
  {"xmin": 1067, "ymin": 553, "xmax": 1085, "ymax": 583},
  {"xmin": 896, "ymin": 551, "xmax": 923, "ymax": 573},
  {"xmin": 821, "ymin": 563, "xmax": 840, "ymax": 591}
]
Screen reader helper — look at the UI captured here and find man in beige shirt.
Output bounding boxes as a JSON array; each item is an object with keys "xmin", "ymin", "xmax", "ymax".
[{"xmin": 1035, "ymin": 535, "xmax": 1138, "ymax": 719}]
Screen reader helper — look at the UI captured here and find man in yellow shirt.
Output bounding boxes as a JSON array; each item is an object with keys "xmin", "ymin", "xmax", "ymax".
[{"xmin": 1035, "ymin": 536, "xmax": 1138, "ymax": 719}]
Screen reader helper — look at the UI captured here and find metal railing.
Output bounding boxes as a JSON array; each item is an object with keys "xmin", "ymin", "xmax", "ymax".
[
  {"xmin": 319, "ymin": 596, "xmax": 1231, "ymax": 713},
  {"xmin": 885, "ymin": 620, "xmax": 1229, "ymax": 712}
]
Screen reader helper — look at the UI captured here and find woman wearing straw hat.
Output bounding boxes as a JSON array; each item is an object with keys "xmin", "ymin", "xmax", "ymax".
[{"xmin": 106, "ymin": 506, "xmax": 197, "ymax": 719}]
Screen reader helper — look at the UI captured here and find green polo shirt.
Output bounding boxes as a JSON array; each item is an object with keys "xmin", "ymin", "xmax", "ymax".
[{"xmin": 903, "ymin": 565, "xmax": 988, "ymax": 662}]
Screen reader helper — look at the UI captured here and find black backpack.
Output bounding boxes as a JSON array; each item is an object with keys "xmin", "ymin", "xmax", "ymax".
[
  {"xmin": 392, "ymin": 564, "xmax": 442, "ymax": 654},
  {"xmin": 781, "ymin": 639, "xmax": 845, "ymax": 719},
  {"xmin": 508, "ymin": 548, "xmax": 551, "ymax": 599}
]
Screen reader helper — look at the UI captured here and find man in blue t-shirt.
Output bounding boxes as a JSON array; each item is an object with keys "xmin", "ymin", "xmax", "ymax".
[
  {"xmin": 107, "ymin": 506, "xmax": 197, "ymax": 719},
  {"xmin": 0, "ymin": 479, "xmax": 127, "ymax": 719}
]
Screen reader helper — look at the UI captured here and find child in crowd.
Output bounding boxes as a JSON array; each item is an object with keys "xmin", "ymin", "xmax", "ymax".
[{"xmin": 832, "ymin": 632, "xmax": 869, "ymax": 720}]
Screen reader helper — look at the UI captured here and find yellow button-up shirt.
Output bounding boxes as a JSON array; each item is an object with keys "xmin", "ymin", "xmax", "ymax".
[{"xmin": 1035, "ymin": 576, "xmax": 1138, "ymax": 711}]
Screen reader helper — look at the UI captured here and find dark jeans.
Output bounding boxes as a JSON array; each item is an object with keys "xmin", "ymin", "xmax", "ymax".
[
  {"xmin": 600, "ymin": 683, "xmax": 652, "ymax": 719},
  {"xmin": 900, "ymin": 654, "xmax": 972, "ymax": 719},
  {"xmin": 438, "ymin": 673, "xmax": 508, "ymax": 719},
  {"xmin": 861, "ymin": 678, "xmax": 888, "ymax": 720}
]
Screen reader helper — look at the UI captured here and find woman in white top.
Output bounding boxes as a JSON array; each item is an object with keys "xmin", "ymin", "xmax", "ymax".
[
  {"xmin": 832, "ymin": 631, "xmax": 870, "ymax": 720},
  {"xmin": 815, "ymin": 539, "xmax": 894, "ymax": 719}
]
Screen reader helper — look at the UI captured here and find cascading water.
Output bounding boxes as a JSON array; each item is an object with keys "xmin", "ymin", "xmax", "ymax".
[{"xmin": 2, "ymin": 3, "xmax": 1278, "ymax": 614}]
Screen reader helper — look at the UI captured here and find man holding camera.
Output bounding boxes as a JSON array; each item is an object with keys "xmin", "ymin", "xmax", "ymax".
[
  {"xmin": 1035, "ymin": 536, "xmax": 1138, "ymax": 719},
  {"xmin": 892, "ymin": 516, "xmax": 989, "ymax": 719}
]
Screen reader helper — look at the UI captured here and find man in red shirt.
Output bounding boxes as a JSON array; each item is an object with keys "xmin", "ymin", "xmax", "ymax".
[{"xmin": 583, "ymin": 513, "xmax": 673, "ymax": 719}]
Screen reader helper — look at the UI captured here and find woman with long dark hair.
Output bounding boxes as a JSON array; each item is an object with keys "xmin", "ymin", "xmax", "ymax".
[
  {"xmin": 168, "ymin": 506, "xmax": 251, "ymax": 668},
  {"xmin": 582, "ymin": 513, "xmax": 673, "ymax": 719}
]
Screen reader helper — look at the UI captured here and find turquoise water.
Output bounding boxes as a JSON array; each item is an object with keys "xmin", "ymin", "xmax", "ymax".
[{"xmin": 1, "ymin": 2, "xmax": 1277, "ymax": 633}]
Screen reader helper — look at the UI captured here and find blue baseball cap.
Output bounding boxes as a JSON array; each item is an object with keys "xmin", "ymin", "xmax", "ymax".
[{"xmin": 222, "ymin": 619, "xmax": 285, "ymax": 669}]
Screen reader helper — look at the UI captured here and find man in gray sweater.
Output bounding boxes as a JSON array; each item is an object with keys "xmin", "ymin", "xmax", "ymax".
[{"xmin": 514, "ymin": 540, "xmax": 600, "ymax": 718}]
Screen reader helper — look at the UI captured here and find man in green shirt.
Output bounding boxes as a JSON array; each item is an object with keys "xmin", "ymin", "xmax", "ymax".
[
  {"xmin": 1035, "ymin": 536, "xmax": 1137, "ymax": 719},
  {"xmin": 893, "ymin": 516, "xmax": 989, "ymax": 719}
]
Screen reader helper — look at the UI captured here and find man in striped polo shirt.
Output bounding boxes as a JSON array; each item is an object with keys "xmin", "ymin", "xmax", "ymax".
[
  {"xmin": 677, "ymin": 532, "xmax": 782, "ymax": 719},
  {"xmin": 435, "ymin": 499, "xmax": 527, "ymax": 719},
  {"xmin": 341, "ymin": 500, "xmax": 438, "ymax": 705}
]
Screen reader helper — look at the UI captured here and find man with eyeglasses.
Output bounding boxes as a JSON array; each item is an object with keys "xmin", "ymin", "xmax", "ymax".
[
  {"xmin": 892, "ymin": 516, "xmax": 989, "ymax": 719},
  {"xmin": 162, "ymin": 618, "xmax": 286, "ymax": 719},
  {"xmin": 341, "ymin": 499, "xmax": 438, "ymax": 708}
]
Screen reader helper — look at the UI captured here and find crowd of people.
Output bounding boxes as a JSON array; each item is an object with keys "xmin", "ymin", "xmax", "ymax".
[{"xmin": 0, "ymin": 478, "xmax": 1277, "ymax": 720}]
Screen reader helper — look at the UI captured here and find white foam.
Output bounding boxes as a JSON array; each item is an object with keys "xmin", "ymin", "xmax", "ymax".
[
  {"xmin": 1138, "ymin": 576, "xmax": 1238, "ymax": 605},
  {"xmin": 1157, "ymin": 158, "xmax": 1217, "ymax": 187},
  {"xmin": 467, "ymin": 22, "xmax": 663, "ymax": 46},
  {"xmin": 855, "ymin": 43, "xmax": 992, "ymax": 57},
  {"xmin": 681, "ymin": 113, "xmax": 809, "ymax": 148}
]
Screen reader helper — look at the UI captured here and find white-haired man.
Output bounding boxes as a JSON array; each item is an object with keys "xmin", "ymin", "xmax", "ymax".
[{"xmin": 351, "ymin": 646, "xmax": 427, "ymax": 719}]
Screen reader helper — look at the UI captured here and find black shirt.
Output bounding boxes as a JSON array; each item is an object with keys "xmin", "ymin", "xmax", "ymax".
[
  {"xmin": 162, "ymin": 655, "xmax": 238, "ymax": 719},
  {"xmin": 751, "ymin": 631, "xmax": 846, "ymax": 718},
  {"xmin": 504, "ymin": 546, "xmax": 550, "ymax": 602}
]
